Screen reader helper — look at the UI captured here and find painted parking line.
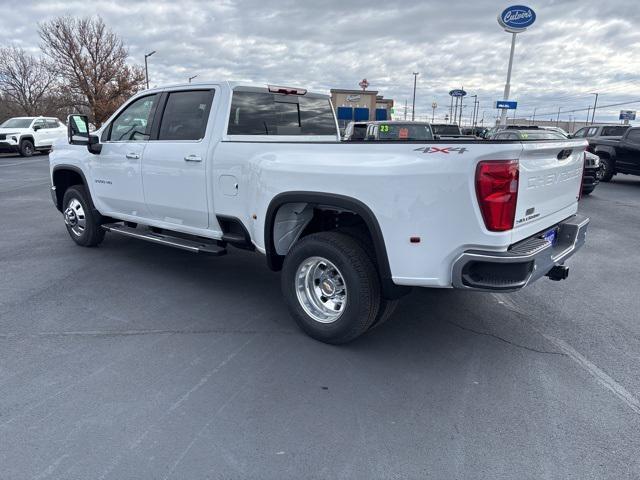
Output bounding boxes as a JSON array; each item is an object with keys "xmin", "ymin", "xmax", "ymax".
[{"xmin": 493, "ymin": 293, "xmax": 640, "ymax": 416}]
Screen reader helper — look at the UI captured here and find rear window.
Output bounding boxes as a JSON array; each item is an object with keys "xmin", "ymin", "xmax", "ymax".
[
  {"xmin": 601, "ymin": 126, "xmax": 628, "ymax": 136},
  {"xmin": 227, "ymin": 91, "xmax": 336, "ymax": 135},
  {"xmin": 376, "ymin": 124, "xmax": 433, "ymax": 141},
  {"xmin": 431, "ymin": 124, "xmax": 461, "ymax": 135},
  {"xmin": 518, "ymin": 131, "xmax": 565, "ymax": 140}
]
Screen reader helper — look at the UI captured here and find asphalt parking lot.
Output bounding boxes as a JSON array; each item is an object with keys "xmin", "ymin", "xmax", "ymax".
[{"xmin": 1, "ymin": 154, "xmax": 639, "ymax": 479}]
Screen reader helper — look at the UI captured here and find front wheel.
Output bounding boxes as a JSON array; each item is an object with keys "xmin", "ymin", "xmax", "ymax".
[
  {"xmin": 62, "ymin": 185, "xmax": 105, "ymax": 247},
  {"xmin": 281, "ymin": 232, "xmax": 381, "ymax": 344},
  {"xmin": 19, "ymin": 139, "xmax": 34, "ymax": 157},
  {"xmin": 600, "ymin": 157, "xmax": 614, "ymax": 182}
]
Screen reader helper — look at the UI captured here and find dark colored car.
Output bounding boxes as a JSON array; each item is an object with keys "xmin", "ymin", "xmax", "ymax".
[
  {"xmin": 588, "ymin": 126, "xmax": 640, "ymax": 181},
  {"xmin": 572, "ymin": 124, "xmax": 629, "ymax": 140},
  {"xmin": 364, "ymin": 121, "xmax": 434, "ymax": 141},
  {"xmin": 582, "ymin": 151, "xmax": 602, "ymax": 196}
]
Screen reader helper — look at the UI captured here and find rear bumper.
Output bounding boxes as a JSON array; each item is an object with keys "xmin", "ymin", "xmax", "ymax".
[{"xmin": 452, "ymin": 214, "xmax": 589, "ymax": 291}]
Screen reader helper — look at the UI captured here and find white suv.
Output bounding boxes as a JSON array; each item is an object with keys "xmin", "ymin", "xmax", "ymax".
[{"xmin": 0, "ymin": 116, "xmax": 67, "ymax": 157}]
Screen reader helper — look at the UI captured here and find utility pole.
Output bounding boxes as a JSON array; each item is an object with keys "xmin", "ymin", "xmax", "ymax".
[
  {"xmin": 144, "ymin": 50, "xmax": 156, "ymax": 89},
  {"xmin": 531, "ymin": 107, "xmax": 537, "ymax": 126},
  {"xmin": 590, "ymin": 93, "xmax": 599, "ymax": 124},
  {"xmin": 431, "ymin": 102, "xmax": 437, "ymax": 123},
  {"xmin": 586, "ymin": 106, "xmax": 591, "ymax": 126},
  {"xmin": 411, "ymin": 72, "xmax": 419, "ymax": 121},
  {"xmin": 470, "ymin": 95, "xmax": 478, "ymax": 127},
  {"xmin": 404, "ymin": 99, "xmax": 408, "ymax": 121},
  {"xmin": 499, "ymin": 32, "xmax": 517, "ymax": 126},
  {"xmin": 556, "ymin": 107, "xmax": 561, "ymax": 126}
]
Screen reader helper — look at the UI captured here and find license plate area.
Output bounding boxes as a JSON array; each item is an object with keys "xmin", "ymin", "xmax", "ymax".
[{"xmin": 541, "ymin": 227, "xmax": 559, "ymax": 246}]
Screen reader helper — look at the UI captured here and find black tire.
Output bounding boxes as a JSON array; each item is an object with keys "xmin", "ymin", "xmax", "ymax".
[
  {"xmin": 582, "ymin": 186, "xmax": 594, "ymax": 196},
  {"xmin": 281, "ymin": 231, "xmax": 381, "ymax": 344},
  {"xmin": 62, "ymin": 185, "xmax": 105, "ymax": 247},
  {"xmin": 337, "ymin": 226, "xmax": 401, "ymax": 330},
  {"xmin": 600, "ymin": 157, "xmax": 614, "ymax": 182},
  {"xmin": 19, "ymin": 139, "xmax": 34, "ymax": 157}
]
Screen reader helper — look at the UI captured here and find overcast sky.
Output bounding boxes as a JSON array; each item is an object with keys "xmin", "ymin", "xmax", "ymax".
[{"xmin": 2, "ymin": 0, "xmax": 639, "ymax": 124}]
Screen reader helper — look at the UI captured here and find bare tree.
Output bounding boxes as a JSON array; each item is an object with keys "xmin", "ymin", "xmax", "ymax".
[
  {"xmin": 0, "ymin": 46, "xmax": 56, "ymax": 116},
  {"xmin": 39, "ymin": 16, "xmax": 145, "ymax": 126}
]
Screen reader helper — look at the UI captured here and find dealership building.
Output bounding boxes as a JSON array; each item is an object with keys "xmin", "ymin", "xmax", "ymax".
[{"xmin": 330, "ymin": 88, "xmax": 394, "ymax": 130}]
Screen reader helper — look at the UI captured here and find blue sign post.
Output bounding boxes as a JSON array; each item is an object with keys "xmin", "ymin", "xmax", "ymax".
[
  {"xmin": 496, "ymin": 100, "xmax": 518, "ymax": 110},
  {"xmin": 497, "ymin": 5, "xmax": 536, "ymax": 126},
  {"xmin": 619, "ymin": 110, "xmax": 636, "ymax": 121}
]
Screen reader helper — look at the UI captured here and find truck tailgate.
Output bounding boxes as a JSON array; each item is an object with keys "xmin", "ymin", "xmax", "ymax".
[{"xmin": 512, "ymin": 139, "xmax": 587, "ymax": 240}]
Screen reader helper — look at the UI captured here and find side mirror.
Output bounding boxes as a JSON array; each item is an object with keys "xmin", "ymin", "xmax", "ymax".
[
  {"xmin": 33, "ymin": 125, "xmax": 42, "ymax": 131},
  {"xmin": 88, "ymin": 134, "xmax": 102, "ymax": 154},
  {"xmin": 68, "ymin": 114, "xmax": 89, "ymax": 145}
]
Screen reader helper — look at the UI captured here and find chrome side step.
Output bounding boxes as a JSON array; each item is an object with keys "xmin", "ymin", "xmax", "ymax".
[{"xmin": 102, "ymin": 223, "xmax": 227, "ymax": 255}]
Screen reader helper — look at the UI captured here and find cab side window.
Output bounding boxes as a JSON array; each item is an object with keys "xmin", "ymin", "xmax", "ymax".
[
  {"xmin": 107, "ymin": 94, "xmax": 158, "ymax": 142},
  {"xmin": 573, "ymin": 128, "xmax": 587, "ymax": 138},
  {"xmin": 46, "ymin": 120, "xmax": 59, "ymax": 129},
  {"xmin": 158, "ymin": 90, "xmax": 214, "ymax": 141},
  {"xmin": 32, "ymin": 119, "xmax": 46, "ymax": 131}
]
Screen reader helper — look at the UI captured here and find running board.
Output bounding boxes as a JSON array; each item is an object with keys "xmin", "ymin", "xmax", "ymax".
[{"xmin": 102, "ymin": 223, "xmax": 227, "ymax": 255}]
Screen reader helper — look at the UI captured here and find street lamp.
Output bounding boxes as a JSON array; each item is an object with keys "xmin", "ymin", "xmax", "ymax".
[
  {"xmin": 431, "ymin": 101, "xmax": 437, "ymax": 123},
  {"xmin": 590, "ymin": 92, "xmax": 599, "ymax": 125},
  {"xmin": 411, "ymin": 72, "xmax": 419, "ymax": 121},
  {"xmin": 144, "ymin": 50, "xmax": 156, "ymax": 89},
  {"xmin": 188, "ymin": 74, "xmax": 198, "ymax": 83}
]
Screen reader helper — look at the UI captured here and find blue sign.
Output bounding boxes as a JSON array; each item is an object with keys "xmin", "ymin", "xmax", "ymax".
[
  {"xmin": 619, "ymin": 110, "xmax": 636, "ymax": 120},
  {"xmin": 498, "ymin": 5, "xmax": 536, "ymax": 32},
  {"xmin": 449, "ymin": 89, "xmax": 467, "ymax": 97},
  {"xmin": 496, "ymin": 100, "xmax": 518, "ymax": 110}
]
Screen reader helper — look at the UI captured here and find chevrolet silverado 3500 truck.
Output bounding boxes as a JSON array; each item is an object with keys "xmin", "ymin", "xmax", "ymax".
[{"xmin": 50, "ymin": 82, "xmax": 589, "ymax": 344}]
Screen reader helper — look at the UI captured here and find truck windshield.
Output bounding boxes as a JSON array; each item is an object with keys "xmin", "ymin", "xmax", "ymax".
[
  {"xmin": 377, "ymin": 124, "xmax": 433, "ymax": 141},
  {"xmin": 1, "ymin": 118, "xmax": 33, "ymax": 128},
  {"xmin": 228, "ymin": 91, "xmax": 337, "ymax": 136}
]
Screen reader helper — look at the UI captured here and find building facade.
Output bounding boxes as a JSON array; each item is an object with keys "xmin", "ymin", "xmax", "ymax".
[{"xmin": 330, "ymin": 89, "xmax": 394, "ymax": 130}]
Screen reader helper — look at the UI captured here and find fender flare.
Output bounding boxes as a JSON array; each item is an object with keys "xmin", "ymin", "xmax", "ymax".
[
  {"xmin": 51, "ymin": 165, "xmax": 97, "ymax": 213},
  {"xmin": 593, "ymin": 145, "xmax": 616, "ymax": 159},
  {"xmin": 264, "ymin": 191, "xmax": 409, "ymax": 299}
]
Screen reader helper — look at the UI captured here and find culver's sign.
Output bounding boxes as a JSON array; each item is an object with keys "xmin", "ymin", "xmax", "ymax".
[{"xmin": 498, "ymin": 5, "xmax": 536, "ymax": 32}]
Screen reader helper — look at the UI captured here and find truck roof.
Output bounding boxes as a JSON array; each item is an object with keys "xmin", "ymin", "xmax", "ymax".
[{"xmin": 144, "ymin": 81, "xmax": 330, "ymax": 98}]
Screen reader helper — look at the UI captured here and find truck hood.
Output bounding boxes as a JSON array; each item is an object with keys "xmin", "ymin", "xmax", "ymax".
[{"xmin": 0, "ymin": 127, "xmax": 30, "ymax": 135}]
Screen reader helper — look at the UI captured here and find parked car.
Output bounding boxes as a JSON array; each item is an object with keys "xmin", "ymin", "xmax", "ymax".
[
  {"xmin": 572, "ymin": 124, "xmax": 629, "ymax": 140},
  {"xmin": 581, "ymin": 151, "xmax": 602, "ymax": 196},
  {"xmin": 492, "ymin": 128, "xmax": 566, "ymax": 140},
  {"xmin": 431, "ymin": 123, "xmax": 462, "ymax": 136},
  {"xmin": 362, "ymin": 121, "xmax": 433, "ymax": 141},
  {"xmin": 0, "ymin": 116, "xmax": 66, "ymax": 156},
  {"xmin": 588, "ymin": 126, "xmax": 640, "ymax": 181},
  {"xmin": 50, "ymin": 81, "xmax": 589, "ymax": 344}
]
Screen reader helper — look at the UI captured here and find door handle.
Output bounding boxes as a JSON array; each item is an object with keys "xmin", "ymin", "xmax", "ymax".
[
  {"xmin": 125, "ymin": 153, "xmax": 140, "ymax": 160},
  {"xmin": 184, "ymin": 154, "xmax": 202, "ymax": 162}
]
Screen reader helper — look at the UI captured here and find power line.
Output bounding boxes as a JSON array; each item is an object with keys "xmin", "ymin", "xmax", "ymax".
[{"xmin": 518, "ymin": 98, "xmax": 640, "ymax": 118}]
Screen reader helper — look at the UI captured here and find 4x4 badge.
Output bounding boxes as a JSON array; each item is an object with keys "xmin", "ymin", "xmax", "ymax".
[{"xmin": 414, "ymin": 146, "xmax": 468, "ymax": 154}]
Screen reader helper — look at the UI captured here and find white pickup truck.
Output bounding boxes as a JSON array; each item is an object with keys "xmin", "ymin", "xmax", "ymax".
[
  {"xmin": 0, "ymin": 116, "xmax": 67, "ymax": 156},
  {"xmin": 50, "ymin": 82, "xmax": 589, "ymax": 344}
]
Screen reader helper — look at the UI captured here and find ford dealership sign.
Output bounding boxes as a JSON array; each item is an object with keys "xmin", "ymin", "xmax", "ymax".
[{"xmin": 498, "ymin": 5, "xmax": 536, "ymax": 32}]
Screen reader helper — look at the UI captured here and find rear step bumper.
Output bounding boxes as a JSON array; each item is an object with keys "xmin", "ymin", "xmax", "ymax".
[
  {"xmin": 451, "ymin": 214, "xmax": 589, "ymax": 291},
  {"xmin": 102, "ymin": 223, "xmax": 227, "ymax": 255}
]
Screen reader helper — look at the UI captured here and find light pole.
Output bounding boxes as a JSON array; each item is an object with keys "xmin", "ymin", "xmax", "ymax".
[
  {"xmin": 188, "ymin": 74, "xmax": 198, "ymax": 83},
  {"xmin": 431, "ymin": 102, "xmax": 437, "ymax": 123},
  {"xmin": 590, "ymin": 93, "xmax": 599, "ymax": 124},
  {"xmin": 411, "ymin": 72, "xmax": 419, "ymax": 121},
  {"xmin": 470, "ymin": 95, "xmax": 478, "ymax": 127},
  {"xmin": 144, "ymin": 50, "xmax": 156, "ymax": 89},
  {"xmin": 556, "ymin": 107, "xmax": 561, "ymax": 126}
]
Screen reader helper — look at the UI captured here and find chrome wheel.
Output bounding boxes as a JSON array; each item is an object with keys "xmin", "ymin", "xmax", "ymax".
[
  {"xmin": 295, "ymin": 256, "xmax": 347, "ymax": 323},
  {"xmin": 64, "ymin": 198, "xmax": 86, "ymax": 237}
]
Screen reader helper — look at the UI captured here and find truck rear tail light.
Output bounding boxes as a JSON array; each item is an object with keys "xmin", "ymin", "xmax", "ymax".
[
  {"xmin": 268, "ymin": 85, "xmax": 307, "ymax": 95},
  {"xmin": 475, "ymin": 160, "xmax": 519, "ymax": 232}
]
